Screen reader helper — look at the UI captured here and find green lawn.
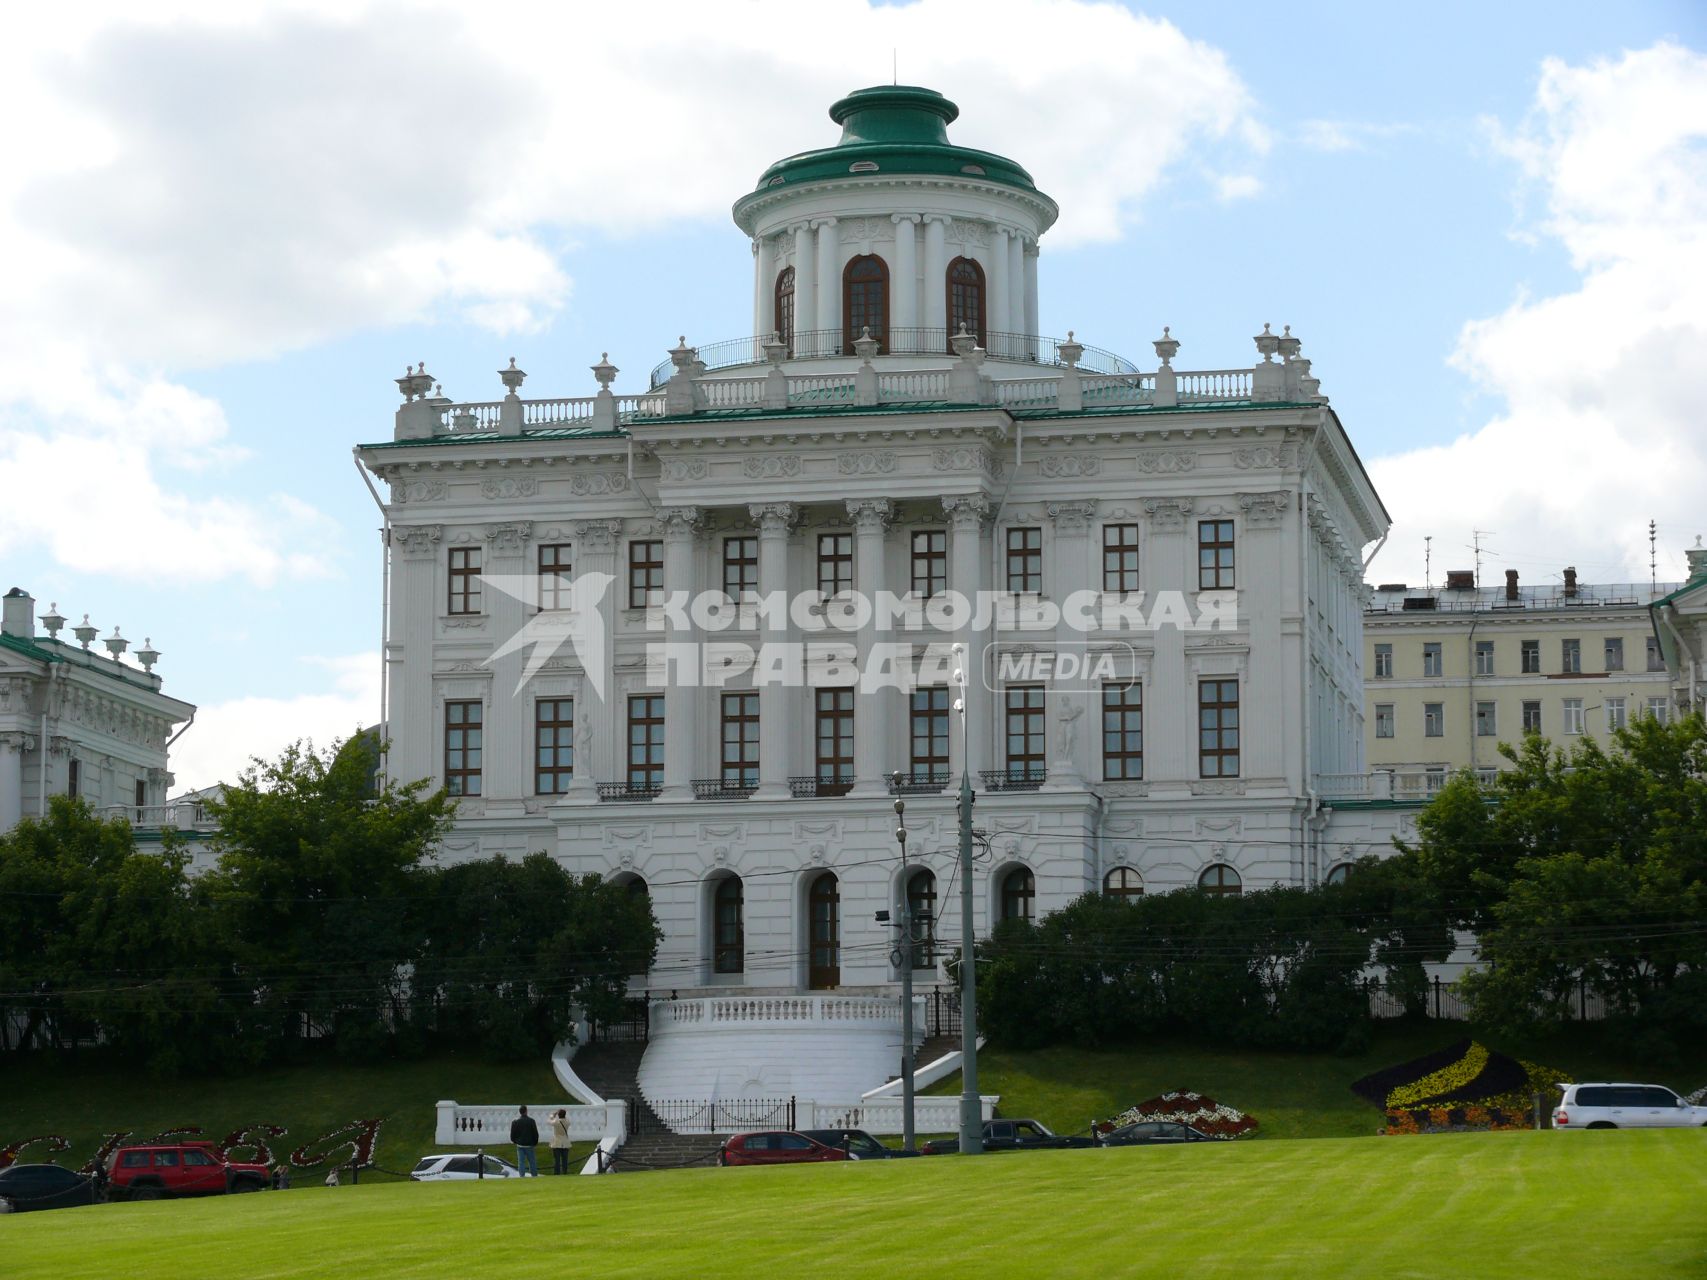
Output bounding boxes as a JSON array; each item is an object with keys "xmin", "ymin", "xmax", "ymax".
[
  {"xmin": 927, "ymin": 1023, "xmax": 1707, "ymax": 1139},
  {"xmin": 8, "ymin": 1131, "xmax": 1707, "ymax": 1279},
  {"xmin": 0, "ymin": 1050, "xmax": 575, "ymax": 1180}
]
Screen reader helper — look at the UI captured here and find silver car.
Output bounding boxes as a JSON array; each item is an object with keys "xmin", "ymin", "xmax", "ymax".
[
  {"xmin": 409, "ymin": 1153, "xmax": 524, "ymax": 1181},
  {"xmin": 1554, "ymin": 1082, "xmax": 1707, "ymax": 1129}
]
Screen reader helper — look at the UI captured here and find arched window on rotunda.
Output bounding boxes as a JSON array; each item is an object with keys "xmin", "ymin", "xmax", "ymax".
[{"xmin": 843, "ymin": 254, "xmax": 889, "ymax": 354}]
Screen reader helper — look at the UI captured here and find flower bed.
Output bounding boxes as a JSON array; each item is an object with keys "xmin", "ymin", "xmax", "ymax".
[
  {"xmin": 1101, "ymin": 1090, "xmax": 1258, "ymax": 1139},
  {"xmin": 0, "ymin": 1118, "xmax": 384, "ymax": 1173},
  {"xmin": 1354, "ymin": 1041, "xmax": 1570, "ymax": 1134}
]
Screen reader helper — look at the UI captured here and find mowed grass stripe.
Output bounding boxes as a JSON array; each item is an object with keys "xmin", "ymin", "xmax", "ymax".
[{"xmin": 9, "ymin": 1132, "xmax": 1706, "ymax": 1279}]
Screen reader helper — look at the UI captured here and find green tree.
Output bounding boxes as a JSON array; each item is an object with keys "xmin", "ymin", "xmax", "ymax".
[
  {"xmin": 1415, "ymin": 715, "xmax": 1707, "ymax": 1044},
  {"xmin": 201, "ymin": 736, "xmax": 454, "ymax": 1062}
]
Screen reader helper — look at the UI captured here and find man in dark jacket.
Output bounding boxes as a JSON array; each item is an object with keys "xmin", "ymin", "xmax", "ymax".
[{"xmin": 511, "ymin": 1105, "xmax": 540, "ymax": 1177}]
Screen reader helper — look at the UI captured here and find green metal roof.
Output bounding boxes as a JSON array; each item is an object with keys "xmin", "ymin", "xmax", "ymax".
[
  {"xmin": 739, "ymin": 86, "xmax": 1047, "ymax": 204},
  {"xmin": 0, "ymin": 630, "xmax": 62, "ymax": 665},
  {"xmin": 0, "ymin": 631, "xmax": 169, "ymax": 694}
]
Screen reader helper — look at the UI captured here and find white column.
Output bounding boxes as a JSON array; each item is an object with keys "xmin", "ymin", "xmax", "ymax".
[
  {"xmin": 944, "ymin": 496, "xmax": 992, "ymax": 778},
  {"xmin": 751, "ymin": 502, "xmax": 796, "ymax": 800},
  {"xmin": 922, "ymin": 216, "xmax": 948, "ymax": 339},
  {"xmin": 848, "ymin": 498, "xmax": 894, "ymax": 796},
  {"xmin": 1023, "ymin": 241, "xmax": 1040, "ymax": 343},
  {"xmin": 659, "ymin": 506, "xmax": 702, "ymax": 801},
  {"xmin": 815, "ymin": 217, "xmax": 840, "ymax": 351},
  {"xmin": 1046, "ymin": 502, "xmax": 1096, "ymax": 789},
  {"xmin": 990, "ymin": 228, "xmax": 1012, "ymax": 358},
  {"xmin": 482, "ymin": 521, "xmax": 533, "ymax": 805},
  {"xmin": 1007, "ymin": 229, "xmax": 1026, "ymax": 343},
  {"xmin": 793, "ymin": 223, "xmax": 816, "ymax": 356},
  {"xmin": 891, "ymin": 215, "xmax": 919, "ymax": 343},
  {"xmin": 753, "ymin": 235, "xmax": 775, "ymax": 342},
  {"xmin": 566, "ymin": 518, "xmax": 623, "ymax": 803},
  {"xmin": 0, "ymin": 733, "xmax": 24, "ymax": 831},
  {"xmin": 390, "ymin": 525, "xmax": 443, "ymax": 788}
]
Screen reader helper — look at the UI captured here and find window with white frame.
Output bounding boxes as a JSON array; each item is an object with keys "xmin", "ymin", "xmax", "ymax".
[
  {"xmin": 1522, "ymin": 700, "xmax": 1542, "ymax": 734},
  {"xmin": 1647, "ymin": 635, "xmax": 1665, "ymax": 671},
  {"xmin": 1604, "ymin": 637, "xmax": 1624, "ymax": 672},
  {"xmin": 1521, "ymin": 639, "xmax": 1540, "ymax": 674},
  {"xmin": 1562, "ymin": 638, "xmax": 1581, "ymax": 674},
  {"xmin": 1475, "ymin": 701, "xmax": 1497, "ymax": 737},
  {"xmin": 1373, "ymin": 643, "xmax": 1392, "ymax": 679},
  {"xmin": 1374, "ymin": 704, "xmax": 1394, "ymax": 738},
  {"xmin": 1563, "ymin": 697, "xmax": 1585, "ymax": 735},
  {"xmin": 1646, "ymin": 697, "xmax": 1669, "ymax": 725},
  {"xmin": 1424, "ymin": 702, "xmax": 1444, "ymax": 737},
  {"xmin": 1605, "ymin": 697, "xmax": 1627, "ymax": 732},
  {"xmin": 1475, "ymin": 640, "xmax": 1495, "ymax": 676},
  {"xmin": 1423, "ymin": 642, "xmax": 1442, "ymax": 677}
]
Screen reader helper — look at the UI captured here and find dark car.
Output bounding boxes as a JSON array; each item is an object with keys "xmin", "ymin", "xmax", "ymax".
[
  {"xmin": 1098, "ymin": 1120, "xmax": 1213, "ymax": 1147},
  {"xmin": 0, "ymin": 1164, "xmax": 99, "ymax": 1213},
  {"xmin": 920, "ymin": 1118, "xmax": 1096, "ymax": 1155},
  {"xmin": 718, "ymin": 1131, "xmax": 851, "ymax": 1167},
  {"xmin": 797, "ymin": 1128, "xmax": 920, "ymax": 1159}
]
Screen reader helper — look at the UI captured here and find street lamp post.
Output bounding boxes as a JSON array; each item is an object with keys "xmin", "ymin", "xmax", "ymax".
[
  {"xmin": 891, "ymin": 777, "xmax": 916, "ymax": 1153},
  {"xmin": 952, "ymin": 644, "xmax": 982, "ymax": 1155}
]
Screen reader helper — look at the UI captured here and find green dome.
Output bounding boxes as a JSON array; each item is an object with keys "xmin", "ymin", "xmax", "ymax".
[{"xmin": 742, "ymin": 85, "xmax": 1044, "ymax": 198}]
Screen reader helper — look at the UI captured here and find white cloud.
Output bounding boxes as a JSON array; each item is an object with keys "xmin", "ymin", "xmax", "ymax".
[
  {"xmin": 1214, "ymin": 174, "xmax": 1264, "ymax": 202},
  {"xmin": 1297, "ymin": 119, "xmax": 1417, "ymax": 153},
  {"xmin": 1367, "ymin": 43, "xmax": 1707, "ymax": 588},
  {"xmin": 168, "ymin": 653, "xmax": 379, "ymax": 791},
  {"xmin": 0, "ymin": 0, "xmax": 1267, "ymax": 585}
]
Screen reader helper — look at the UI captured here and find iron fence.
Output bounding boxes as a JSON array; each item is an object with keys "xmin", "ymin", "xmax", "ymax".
[
  {"xmin": 589, "ymin": 998, "xmax": 649, "ymax": 1044},
  {"xmin": 637, "ymin": 1096, "xmax": 796, "ymax": 1136},
  {"xmin": 1364, "ymin": 977, "xmax": 1609, "ymax": 1022}
]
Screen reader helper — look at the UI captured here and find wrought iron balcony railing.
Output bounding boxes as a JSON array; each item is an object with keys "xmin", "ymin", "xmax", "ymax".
[
  {"xmin": 790, "ymin": 775, "xmax": 855, "ymax": 799},
  {"xmin": 692, "ymin": 778, "xmax": 757, "ymax": 801},
  {"xmin": 888, "ymin": 771, "xmax": 951, "ymax": 795},
  {"xmin": 979, "ymin": 768, "xmax": 1046, "ymax": 793},
  {"xmin": 597, "ymin": 781, "xmax": 661, "ymax": 803}
]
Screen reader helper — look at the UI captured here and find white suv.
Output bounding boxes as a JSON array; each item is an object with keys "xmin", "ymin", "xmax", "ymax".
[{"xmin": 1554, "ymin": 1083, "xmax": 1707, "ymax": 1130}]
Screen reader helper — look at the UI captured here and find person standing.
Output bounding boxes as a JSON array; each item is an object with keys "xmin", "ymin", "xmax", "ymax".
[
  {"xmin": 511, "ymin": 1105, "xmax": 540, "ymax": 1177},
  {"xmin": 549, "ymin": 1109, "xmax": 571, "ymax": 1176}
]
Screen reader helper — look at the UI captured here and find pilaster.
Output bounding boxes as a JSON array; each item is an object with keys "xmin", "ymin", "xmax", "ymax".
[
  {"xmin": 565, "ymin": 518, "xmax": 623, "ymax": 803},
  {"xmin": 390, "ymin": 524, "xmax": 443, "ymax": 788},
  {"xmin": 847, "ymin": 498, "xmax": 895, "ymax": 796},
  {"xmin": 1045, "ymin": 500, "xmax": 1097, "ymax": 788},
  {"xmin": 751, "ymin": 502, "xmax": 798, "ymax": 800},
  {"xmin": 659, "ymin": 506, "xmax": 704, "ymax": 801},
  {"xmin": 482, "ymin": 520, "xmax": 533, "ymax": 806},
  {"xmin": 944, "ymin": 495, "xmax": 993, "ymax": 778}
]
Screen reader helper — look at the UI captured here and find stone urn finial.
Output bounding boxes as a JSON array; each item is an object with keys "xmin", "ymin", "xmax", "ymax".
[
  {"xmin": 949, "ymin": 323, "xmax": 977, "ymax": 359},
  {"xmin": 1254, "ymin": 322, "xmax": 1280, "ymax": 362},
  {"xmin": 1153, "ymin": 326, "xmax": 1180, "ymax": 367},
  {"xmin": 763, "ymin": 333, "xmax": 789, "ymax": 366},
  {"xmin": 592, "ymin": 352, "xmax": 618, "ymax": 390},
  {"xmin": 41, "ymin": 602, "xmax": 64, "ymax": 639},
  {"xmin": 104, "ymin": 626, "xmax": 129, "ymax": 660},
  {"xmin": 136, "ymin": 638, "xmax": 160, "ymax": 672},
  {"xmin": 74, "ymin": 614, "xmax": 97, "ymax": 650},
  {"xmin": 1058, "ymin": 329, "xmax": 1084, "ymax": 369},
  {"xmin": 499, "ymin": 356, "xmax": 527, "ymax": 396},
  {"xmin": 1277, "ymin": 324, "xmax": 1301, "ymax": 361},
  {"xmin": 853, "ymin": 325, "xmax": 880, "ymax": 364}
]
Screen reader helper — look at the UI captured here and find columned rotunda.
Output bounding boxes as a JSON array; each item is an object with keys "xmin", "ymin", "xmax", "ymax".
[{"xmin": 358, "ymin": 87, "xmax": 1415, "ymax": 1105}]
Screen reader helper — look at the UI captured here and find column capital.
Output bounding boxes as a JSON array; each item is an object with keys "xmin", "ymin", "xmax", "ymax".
[
  {"xmin": 574, "ymin": 518, "xmax": 624, "ymax": 553},
  {"xmin": 1046, "ymin": 500, "xmax": 1099, "ymax": 534},
  {"xmin": 1237, "ymin": 490, "xmax": 1290, "ymax": 529},
  {"xmin": 0, "ymin": 731, "xmax": 36, "ymax": 752},
  {"xmin": 1143, "ymin": 497, "xmax": 1196, "ymax": 531},
  {"xmin": 890, "ymin": 213, "xmax": 922, "ymax": 226},
  {"xmin": 749, "ymin": 502, "xmax": 799, "ymax": 536},
  {"xmin": 394, "ymin": 524, "xmax": 444, "ymax": 557},
  {"xmin": 942, "ymin": 494, "xmax": 992, "ymax": 531},
  {"xmin": 482, "ymin": 521, "xmax": 533, "ymax": 553},
  {"xmin": 811, "ymin": 216, "xmax": 838, "ymax": 230},
  {"xmin": 660, "ymin": 506, "xmax": 705, "ymax": 542},
  {"xmin": 846, "ymin": 498, "xmax": 894, "ymax": 531}
]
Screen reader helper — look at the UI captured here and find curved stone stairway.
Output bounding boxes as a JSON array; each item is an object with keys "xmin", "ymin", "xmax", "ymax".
[{"xmin": 571, "ymin": 1043, "xmax": 726, "ymax": 1172}]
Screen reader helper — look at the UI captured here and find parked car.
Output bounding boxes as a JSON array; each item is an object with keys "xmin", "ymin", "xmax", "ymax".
[
  {"xmin": 718, "ymin": 1131, "xmax": 852, "ymax": 1167},
  {"xmin": 1553, "ymin": 1083, "xmax": 1707, "ymax": 1130},
  {"xmin": 0, "ymin": 1164, "xmax": 99, "ymax": 1213},
  {"xmin": 797, "ymin": 1128, "xmax": 920, "ymax": 1159},
  {"xmin": 920, "ymin": 1118, "xmax": 1095, "ymax": 1155},
  {"xmin": 107, "ymin": 1142, "xmax": 270, "ymax": 1201},
  {"xmin": 1098, "ymin": 1121, "xmax": 1213, "ymax": 1147},
  {"xmin": 409, "ymin": 1153, "xmax": 525, "ymax": 1181}
]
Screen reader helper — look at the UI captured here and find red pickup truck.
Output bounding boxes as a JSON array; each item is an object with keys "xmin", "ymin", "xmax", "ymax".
[{"xmin": 107, "ymin": 1142, "xmax": 270, "ymax": 1201}]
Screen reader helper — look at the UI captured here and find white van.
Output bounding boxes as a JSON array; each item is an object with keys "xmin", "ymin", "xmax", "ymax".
[{"xmin": 1554, "ymin": 1083, "xmax": 1707, "ymax": 1129}]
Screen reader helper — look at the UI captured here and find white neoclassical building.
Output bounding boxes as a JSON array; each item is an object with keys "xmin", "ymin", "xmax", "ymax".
[
  {"xmin": 357, "ymin": 86, "xmax": 1417, "ymax": 1101},
  {"xmin": 0, "ymin": 588, "xmax": 194, "ymax": 833}
]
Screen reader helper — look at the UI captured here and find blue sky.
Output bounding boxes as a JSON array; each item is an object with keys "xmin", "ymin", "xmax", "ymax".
[{"xmin": 1, "ymin": 1, "xmax": 1703, "ymax": 787}]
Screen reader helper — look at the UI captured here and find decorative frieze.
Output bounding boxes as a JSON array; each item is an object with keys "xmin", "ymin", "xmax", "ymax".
[
  {"xmin": 932, "ymin": 446, "xmax": 1001, "ymax": 478},
  {"xmin": 1135, "ymin": 450, "xmax": 1197, "ymax": 474},
  {"xmin": 838, "ymin": 450, "xmax": 897, "ymax": 476},
  {"xmin": 568, "ymin": 472, "xmax": 630, "ymax": 495},
  {"xmin": 394, "ymin": 479, "xmax": 446, "ymax": 505},
  {"xmin": 1233, "ymin": 445, "xmax": 1300, "ymax": 470},
  {"xmin": 480, "ymin": 477, "xmax": 538, "ymax": 500},
  {"xmin": 1038, "ymin": 453, "xmax": 1101, "ymax": 478},
  {"xmin": 743, "ymin": 454, "xmax": 802, "ymax": 479},
  {"xmin": 661, "ymin": 458, "xmax": 708, "ymax": 482}
]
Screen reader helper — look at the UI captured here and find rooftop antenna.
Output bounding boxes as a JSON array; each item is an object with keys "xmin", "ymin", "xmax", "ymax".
[
  {"xmin": 1649, "ymin": 518, "xmax": 1658, "ymax": 594},
  {"xmin": 1470, "ymin": 529, "xmax": 1495, "ymax": 588},
  {"xmin": 1424, "ymin": 535, "xmax": 1432, "ymax": 591}
]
